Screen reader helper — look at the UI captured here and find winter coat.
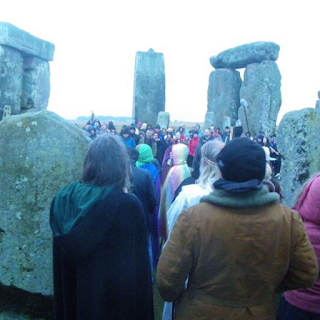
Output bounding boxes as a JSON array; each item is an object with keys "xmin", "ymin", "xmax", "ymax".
[
  {"xmin": 156, "ymin": 186, "xmax": 318, "ymax": 320},
  {"xmin": 284, "ymin": 174, "xmax": 320, "ymax": 314},
  {"xmin": 50, "ymin": 182, "xmax": 154, "ymax": 320}
]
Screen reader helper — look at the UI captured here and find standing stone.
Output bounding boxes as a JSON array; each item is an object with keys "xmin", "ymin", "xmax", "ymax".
[
  {"xmin": 207, "ymin": 68, "xmax": 242, "ymax": 128},
  {"xmin": 21, "ymin": 57, "xmax": 51, "ymax": 112},
  {"xmin": 133, "ymin": 48, "xmax": 165, "ymax": 127},
  {"xmin": 239, "ymin": 60, "xmax": 281, "ymax": 137},
  {"xmin": 0, "ymin": 45, "xmax": 23, "ymax": 117},
  {"xmin": 210, "ymin": 42, "xmax": 280, "ymax": 69},
  {"xmin": 277, "ymin": 108, "xmax": 320, "ymax": 207},
  {"xmin": 157, "ymin": 111, "xmax": 170, "ymax": 129},
  {"xmin": 204, "ymin": 111, "xmax": 215, "ymax": 131},
  {"xmin": 223, "ymin": 116, "xmax": 231, "ymax": 130},
  {"xmin": 0, "ymin": 22, "xmax": 54, "ymax": 119},
  {"xmin": 0, "ymin": 111, "xmax": 90, "ymax": 295},
  {"xmin": 315, "ymin": 91, "xmax": 320, "ymax": 112}
]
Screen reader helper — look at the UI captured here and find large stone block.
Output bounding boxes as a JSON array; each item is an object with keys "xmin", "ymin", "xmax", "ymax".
[
  {"xmin": 0, "ymin": 22, "xmax": 55, "ymax": 61},
  {"xmin": 277, "ymin": 108, "xmax": 320, "ymax": 207},
  {"xmin": 0, "ymin": 45, "xmax": 23, "ymax": 117},
  {"xmin": 157, "ymin": 111, "xmax": 170, "ymax": 129},
  {"xmin": 21, "ymin": 57, "xmax": 50, "ymax": 112},
  {"xmin": 133, "ymin": 49, "xmax": 165, "ymax": 127},
  {"xmin": 0, "ymin": 111, "xmax": 91, "ymax": 295},
  {"xmin": 207, "ymin": 68, "xmax": 242, "ymax": 128},
  {"xmin": 204, "ymin": 111, "xmax": 215, "ymax": 130},
  {"xmin": 210, "ymin": 42, "xmax": 280, "ymax": 69},
  {"xmin": 239, "ymin": 60, "xmax": 281, "ymax": 137}
]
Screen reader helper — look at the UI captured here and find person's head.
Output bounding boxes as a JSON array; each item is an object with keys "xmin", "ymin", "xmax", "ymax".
[
  {"xmin": 178, "ymin": 126, "xmax": 184, "ymax": 133},
  {"xmin": 154, "ymin": 124, "xmax": 161, "ymax": 133},
  {"xmin": 198, "ymin": 140, "xmax": 225, "ymax": 188},
  {"xmin": 147, "ymin": 124, "xmax": 152, "ymax": 130},
  {"xmin": 293, "ymin": 173, "xmax": 320, "ymax": 221},
  {"xmin": 263, "ymin": 137, "xmax": 269, "ymax": 146},
  {"xmin": 153, "ymin": 132, "xmax": 158, "ymax": 140},
  {"xmin": 257, "ymin": 134, "xmax": 264, "ymax": 144},
  {"xmin": 136, "ymin": 144, "xmax": 154, "ymax": 165},
  {"xmin": 224, "ymin": 126, "xmax": 230, "ymax": 134},
  {"xmin": 121, "ymin": 127, "xmax": 130, "ymax": 139},
  {"xmin": 127, "ymin": 147, "xmax": 139, "ymax": 162},
  {"xmin": 139, "ymin": 131, "xmax": 145, "ymax": 138},
  {"xmin": 171, "ymin": 143, "xmax": 189, "ymax": 165},
  {"xmin": 204, "ymin": 128, "xmax": 210, "ymax": 138},
  {"xmin": 217, "ymin": 138, "xmax": 266, "ymax": 183},
  {"xmin": 129, "ymin": 126, "xmax": 136, "ymax": 135},
  {"xmin": 82, "ymin": 134, "xmax": 130, "ymax": 189},
  {"xmin": 162, "ymin": 128, "xmax": 167, "ymax": 134},
  {"xmin": 195, "ymin": 124, "xmax": 200, "ymax": 131},
  {"xmin": 189, "ymin": 130, "xmax": 194, "ymax": 138},
  {"xmin": 210, "ymin": 125, "xmax": 215, "ymax": 133},
  {"xmin": 193, "ymin": 130, "xmax": 199, "ymax": 138},
  {"xmin": 245, "ymin": 132, "xmax": 251, "ymax": 138}
]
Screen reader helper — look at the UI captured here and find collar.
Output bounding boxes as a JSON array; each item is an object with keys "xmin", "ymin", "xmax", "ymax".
[{"xmin": 201, "ymin": 186, "xmax": 279, "ymax": 208}]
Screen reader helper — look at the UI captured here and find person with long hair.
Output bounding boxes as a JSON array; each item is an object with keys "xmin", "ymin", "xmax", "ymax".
[
  {"xmin": 50, "ymin": 134, "xmax": 154, "ymax": 320},
  {"xmin": 167, "ymin": 140, "xmax": 224, "ymax": 235},
  {"xmin": 161, "ymin": 140, "xmax": 224, "ymax": 320}
]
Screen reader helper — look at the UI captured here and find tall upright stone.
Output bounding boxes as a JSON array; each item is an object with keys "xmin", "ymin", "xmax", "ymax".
[
  {"xmin": 133, "ymin": 48, "xmax": 165, "ymax": 126},
  {"xmin": 0, "ymin": 111, "xmax": 90, "ymax": 295},
  {"xmin": 277, "ymin": 108, "xmax": 320, "ymax": 207},
  {"xmin": 206, "ymin": 68, "xmax": 242, "ymax": 128},
  {"xmin": 0, "ymin": 22, "xmax": 54, "ymax": 119},
  {"xmin": 157, "ymin": 111, "xmax": 170, "ymax": 129},
  {"xmin": 239, "ymin": 60, "xmax": 281, "ymax": 137}
]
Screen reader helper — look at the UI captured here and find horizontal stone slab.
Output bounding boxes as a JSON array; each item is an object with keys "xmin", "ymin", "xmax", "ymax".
[
  {"xmin": 0, "ymin": 22, "xmax": 54, "ymax": 61},
  {"xmin": 210, "ymin": 42, "xmax": 279, "ymax": 69}
]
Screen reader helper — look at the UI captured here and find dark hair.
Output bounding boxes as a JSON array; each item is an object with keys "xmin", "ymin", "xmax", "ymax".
[{"xmin": 82, "ymin": 134, "xmax": 130, "ymax": 189}]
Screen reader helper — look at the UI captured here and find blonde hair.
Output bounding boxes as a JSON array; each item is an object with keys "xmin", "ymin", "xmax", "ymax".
[{"xmin": 197, "ymin": 140, "xmax": 225, "ymax": 188}]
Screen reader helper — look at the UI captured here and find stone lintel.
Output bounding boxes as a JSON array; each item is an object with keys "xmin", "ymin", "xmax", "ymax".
[{"xmin": 0, "ymin": 22, "xmax": 55, "ymax": 61}]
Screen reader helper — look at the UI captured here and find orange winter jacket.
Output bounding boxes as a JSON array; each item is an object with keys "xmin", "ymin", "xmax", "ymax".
[{"xmin": 156, "ymin": 187, "xmax": 318, "ymax": 320}]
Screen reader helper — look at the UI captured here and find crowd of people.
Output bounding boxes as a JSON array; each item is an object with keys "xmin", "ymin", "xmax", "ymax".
[{"xmin": 50, "ymin": 118, "xmax": 319, "ymax": 319}]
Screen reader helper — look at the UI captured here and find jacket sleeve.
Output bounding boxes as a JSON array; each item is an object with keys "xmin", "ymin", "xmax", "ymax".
[
  {"xmin": 276, "ymin": 211, "xmax": 319, "ymax": 292},
  {"xmin": 156, "ymin": 210, "xmax": 197, "ymax": 301}
]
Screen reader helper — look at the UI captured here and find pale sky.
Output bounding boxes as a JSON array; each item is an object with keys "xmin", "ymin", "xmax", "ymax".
[{"xmin": 1, "ymin": 0, "xmax": 319, "ymax": 124}]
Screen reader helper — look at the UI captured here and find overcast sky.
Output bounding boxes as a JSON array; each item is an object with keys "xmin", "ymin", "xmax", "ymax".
[{"xmin": 1, "ymin": 0, "xmax": 319, "ymax": 123}]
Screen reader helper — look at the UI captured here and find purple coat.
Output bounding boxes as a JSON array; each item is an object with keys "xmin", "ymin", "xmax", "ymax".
[{"xmin": 284, "ymin": 174, "xmax": 320, "ymax": 313}]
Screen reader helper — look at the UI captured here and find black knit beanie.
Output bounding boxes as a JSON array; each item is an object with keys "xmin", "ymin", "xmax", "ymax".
[{"xmin": 217, "ymin": 138, "xmax": 266, "ymax": 182}]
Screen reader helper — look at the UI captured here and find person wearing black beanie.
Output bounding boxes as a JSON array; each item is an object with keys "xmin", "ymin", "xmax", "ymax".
[
  {"xmin": 156, "ymin": 138, "xmax": 318, "ymax": 319},
  {"xmin": 214, "ymin": 138, "xmax": 266, "ymax": 193}
]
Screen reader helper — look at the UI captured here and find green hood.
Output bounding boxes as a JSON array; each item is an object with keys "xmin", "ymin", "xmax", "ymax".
[{"xmin": 51, "ymin": 182, "xmax": 114, "ymax": 236}]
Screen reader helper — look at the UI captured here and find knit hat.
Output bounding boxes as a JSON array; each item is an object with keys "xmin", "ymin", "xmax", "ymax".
[{"xmin": 217, "ymin": 138, "xmax": 266, "ymax": 182}]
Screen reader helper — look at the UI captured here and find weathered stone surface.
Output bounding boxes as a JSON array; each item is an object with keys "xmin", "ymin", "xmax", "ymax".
[
  {"xmin": 223, "ymin": 116, "xmax": 231, "ymax": 129},
  {"xmin": 0, "ymin": 22, "xmax": 55, "ymax": 61},
  {"xmin": 277, "ymin": 108, "xmax": 320, "ymax": 207},
  {"xmin": 204, "ymin": 111, "xmax": 215, "ymax": 130},
  {"xmin": 157, "ymin": 111, "xmax": 170, "ymax": 129},
  {"xmin": 238, "ymin": 60, "xmax": 281, "ymax": 137},
  {"xmin": 21, "ymin": 57, "xmax": 50, "ymax": 112},
  {"xmin": 133, "ymin": 48, "xmax": 165, "ymax": 127},
  {"xmin": 0, "ymin": 111, "xmax": 91, "ymax": 295},
  {"xmin": 0, "ymin": 45, "xmax": 23, "ymax": 118},
  {"xmin": 207, "ymin": 68, "xmax": 241, "ymax": 128},
  {"xmin": 315, "ymin": 91, "xmax": 320, "ymax": 112},
  {"xmin": 210, "ymin": 42, "xmax": 280, "ymax": 69}
]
